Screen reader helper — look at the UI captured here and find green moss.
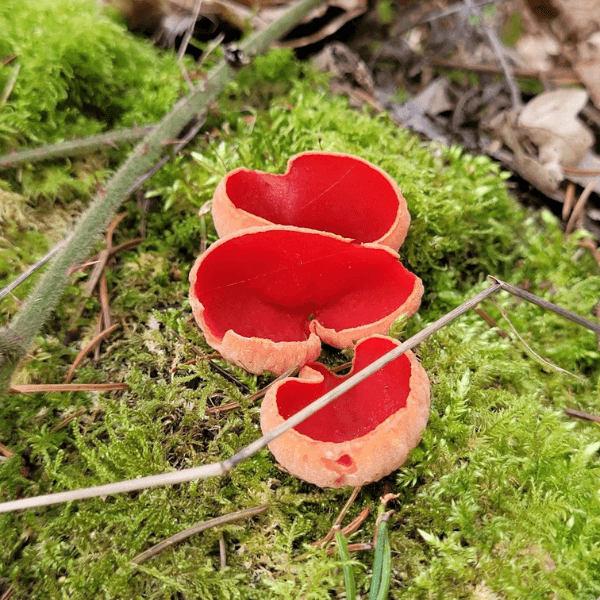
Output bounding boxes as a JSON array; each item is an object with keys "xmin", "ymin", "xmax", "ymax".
[
  {"xmin": 1, "ymin": 39, "xmax": 600, "ymax": 600},
  {"xmin": 0, "ymin": 0, "xmax": 188, "ymax": 151}
]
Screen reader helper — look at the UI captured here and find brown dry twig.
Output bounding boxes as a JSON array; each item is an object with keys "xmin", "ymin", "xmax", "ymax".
[
  {"xmin": 462, "ymin": 0, "xmax": 521, "ymax": 108},
  {"xmin": 51, "ymin": 408, "xmax": 87, "ymax": 433},
  {"xmin": 562, "ymin": 182, "xmax": 576, "ymax": 222},
  {"xmin": 0, "ymin": 443, "xmax": 15, "ymax": 458},
  {"xmin": 1, "ymin": 64, "xmax": 20, "ymax": 105},
  {"xmin": 565, "ymin": 180, "xmax": 599, "ymax": 235},
  {"xmin": 564, "ymin": 408, "xmax": 600, "ymax": 424},
  {"xmin": 131, "ymin": 504, "xmax": 268, "ymax": 565},
  {"xmin": 206, "ymin": 365, "xmax": 299, "ymax": 414},
  {"xmin": 65, "ymin": 323, "xmax": 120, "ymax": 383},
  {"xmin": 579, "ymin": 240, "xmax": 600, "ymax": 268},
  {"xmin": 312, "ymin": 486, "xmax": 362, "ymax": 547},
  {"xmin": 473, "ymin": 306, "xmax": 509, "ymax": 338},
  {"xmin": 9, "ymin": 383, "xmax": 128, "ymax": 393},
  {"xmin": 326, "ymin": 542, "xmax": 373, "ymax": 556},
  {"xmin": 0, "ymin": 585, "xmax": 14, "ymax": 600},
  {"xmin": 219, "ymin": 533, "xmax": 227, "ymax": 570}
]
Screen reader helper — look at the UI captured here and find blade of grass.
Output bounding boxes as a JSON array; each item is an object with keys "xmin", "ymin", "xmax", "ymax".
[
  {"xmin": 334, "ymin": 526, "xmax": 356, "ymax": 600},
  {"xmin": 370, "ymin": 512, "xmax": 392, "ymax": 600},
  {"xmin": 375, "ymin": 525, "xmax": 392, "ymax": 600}
]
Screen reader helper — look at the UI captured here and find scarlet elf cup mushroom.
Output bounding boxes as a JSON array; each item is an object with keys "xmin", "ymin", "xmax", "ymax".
[
  {"xmin": 211, "ymin": 152, "xmax": 410, "ymax": 250},
  {"xmin": 260, "ymin": 335, "xmax": 431, "ymax": 488},
  {"xmin": 189, "ymin": 152, "xmax": 430, "ymax": 487},
  {"xmin": 188, "ymin": 227, "xmax": 423, "ymax": 375}
]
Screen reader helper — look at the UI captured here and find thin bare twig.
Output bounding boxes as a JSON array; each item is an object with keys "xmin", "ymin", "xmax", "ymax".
[
  {"xmin": 0, "ymin": 442, "xmax": 15, "ymax": 458},
  {"xmin": 219, "ymin": 532, "xmax": 227, "ymax": 569},
  {"xmin": 207, "ymin": 365, "xmax": 299, "ymax": 414},
  {"xmin": 429, "ymin": 58, "xmax": 578, "ymax": 85},
  {"xmin": 564, "ymin": 408, "xmax": 600, "ymax": 424},
  {"xmin": 245, "ymin": 365, "xmax": 299, "ymax": 402},
  {"xmin": 492, "ymin": 298, "xmax": 585, "ymax": 382},
  {"xmin": 313, "ymin": 487, "xmax": 362, "ymax": 547},
  {"xmin": 462, "ymin": 0, "xmax": 522, "ymax": 109},
  {"xmin": 9, "ymin": 383, "xmax": 128, "ymax": 393},
  {"xmin": 65, "ymin": 323, "xmax": 120, "ymax": 383},
  {"xmin": 131, "ymin": 504, "xmax": 267, "ymax": 565},
  {"xmin": 341, "ymin": 505, "xmax": 371, "ymax": 537},
  {"xmin": 0, "ymin": 234, "xmax": 73, "ymax": 302},
  {"xmin": 206, "ymin": 401, "xmax": 241, "ymax": 415},
  {"xmin": 51, "ymin": 408, "xmax": 87, "ymax": 433},
  {"xmin": 197, "ymin": 33, "xmax": 226, "ymax": 70},
  {"xmin": 490, "ymin": 277, "xmax": 600, "ymax": 334},
  {"xmin": 473, "ymin": 306, "xmax": 508, "ymax": 338},
  {"xmin": 178, "ymin": 0, "xmax": 202, "ymax": 62},
  {"xmin": 562, "ymin": 182, "xmax": 576, "ymax": 222},
  {"xmin": 1, "ymin": 63, "xmax": 20, "ymax": 105},
  {"xmin": 326, "ymin": 542, "xmax": 372, "ymax": 555},
  {"xmin": 579, "ymin": 240, "xmax": 600, "ymax": 268},
  {"xmin": 92, "ymin": 312, "xmax": 104, "ymax": 362},
  {"xmin": 0, "ymin": 585, "xmax": 14, "ymax": 600},
  {"xmin": 99, "ymin": 273, "xmax": 112, "ymax": 329},
  {"xmin": 3, "ymin": 278, "xmax": 600, "ymax": 513},
  {"xmin": 565, "ymin": 179, "xmax": 599, "ymax": 235}
]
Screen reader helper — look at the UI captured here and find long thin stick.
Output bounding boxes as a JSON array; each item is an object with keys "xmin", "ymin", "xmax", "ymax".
[
  {"xmin": 490, "ymin": 277, "xmax": 600, "ymax": 334},
  {"xmin": 0, "ymin": 282, "xmax": 500, "ymax": 513},
  {"xmin": 0, "ymin": 234, "xmax": 73, "ymax": 302},
  {"xmin": 1, "ymin": 277, "xmax": 598, "ymax": 513},
  {"xmin": 131, "ymin": 504, "xmax": 268, "ymax": 565},
  {"xmin": 9, "ymin": 383, "xmax": 129, "ymax": 393},
  {"xmin": 462, "ymin": 0, "xmax": 522, "ymax": 109}
]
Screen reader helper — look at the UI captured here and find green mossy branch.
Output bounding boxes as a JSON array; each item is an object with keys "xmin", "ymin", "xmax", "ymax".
[
  {"xmin": 0, "ymin": 0, "xmax": 326, "ymax": 393},
  {"xmin": 0, "ymin": 124, "xmax": 155, "ymax": 170}
]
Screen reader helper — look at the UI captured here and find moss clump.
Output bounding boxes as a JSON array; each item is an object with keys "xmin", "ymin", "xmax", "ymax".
[
  {"xmin": 0, "ymin": 0, "xmax": 188, "ymax": 151},
  {"xmin": 1, "ymin": 43, "xmax": 600, "ymax": 600}
]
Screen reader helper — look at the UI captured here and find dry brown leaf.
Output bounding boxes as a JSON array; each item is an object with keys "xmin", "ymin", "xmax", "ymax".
[
  {"xmin": 552, "ymin": 0, "xmax": 600, "ymax": 38},
  {"xmin": 518, "ymin": 89, "xmax": 594, "ymax": 180},
  {"xmin": 119, "ymin": 0, "xmax": 368, "ymax": 48},
  {"xmin": 515, "ymin": 33, "xmax": 560, "ymax": 72}
]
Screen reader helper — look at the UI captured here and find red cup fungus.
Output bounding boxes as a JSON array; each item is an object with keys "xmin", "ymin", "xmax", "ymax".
[
  {"xmin": 260, "ymin": 335, "xmax": 430, "ymax": 488},
  {"xmin": 211, "ymin": 152, "xmax": 410, "ymax": 250},
  {"xmin": 189, "ymin": 227, "xmax": 423, "ymax": 375}
]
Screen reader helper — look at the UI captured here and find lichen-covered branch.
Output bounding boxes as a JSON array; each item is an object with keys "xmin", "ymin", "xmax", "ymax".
[{"xmin": 0, "ymin": 0, "xmax": 326, "ymax": 393}]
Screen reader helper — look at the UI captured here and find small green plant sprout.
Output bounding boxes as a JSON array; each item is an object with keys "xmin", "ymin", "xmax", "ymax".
[{"xmin": 335, "ymin": 525, "xmax": 357, "ymax": 600}]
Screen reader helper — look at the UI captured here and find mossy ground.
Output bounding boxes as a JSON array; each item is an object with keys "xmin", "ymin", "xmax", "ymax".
[{"xmin": 1, "ymin": 2, "xmax": 600, "ymax": 598}]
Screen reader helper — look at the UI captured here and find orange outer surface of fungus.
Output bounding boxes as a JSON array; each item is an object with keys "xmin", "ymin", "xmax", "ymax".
[
  {"xmin": 260, "ymin": 335, "xmax": 431, "ymax": 488},
  {"xmin": 188, "ymin": 227, "xmax": 423, "ymax": 375},
  {"xmin": 211, "ymin": 152, "xmax": 410, "ymax": 251}
]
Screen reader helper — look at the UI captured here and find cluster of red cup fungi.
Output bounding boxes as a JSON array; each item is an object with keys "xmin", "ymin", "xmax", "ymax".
[{"xmin": 189, "ymin": 152, "xmax": 430, "ymax": 488}]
